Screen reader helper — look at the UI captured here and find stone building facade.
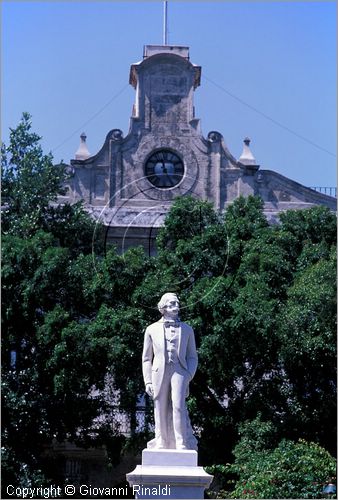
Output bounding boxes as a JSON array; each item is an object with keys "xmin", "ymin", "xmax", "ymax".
[{"xmin": 59, "ymin": 45, "xmax": 336, "ymax": 254}]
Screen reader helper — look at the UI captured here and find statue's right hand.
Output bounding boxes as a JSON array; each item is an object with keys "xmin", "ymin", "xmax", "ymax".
[{"xmin": 145, "ymin": 383, "xmax": 154, "ymax": 398}]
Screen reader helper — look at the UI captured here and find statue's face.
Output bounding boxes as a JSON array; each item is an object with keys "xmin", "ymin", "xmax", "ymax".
[{"xmin": 164, "ymin": 297, "xmax": 180, "ymax": 319}]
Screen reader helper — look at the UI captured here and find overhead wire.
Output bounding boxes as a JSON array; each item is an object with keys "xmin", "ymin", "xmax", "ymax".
[
  {"xmin": 51, "ymin": 83, "xmax": 130, "ymax": 154},
  {"xmin": 204, "ymin": 74, "xmax": 336, "ymax": 158},
  {"xmin": 51, "ymin": 74, "xmax": 335, "ymax": 161}
]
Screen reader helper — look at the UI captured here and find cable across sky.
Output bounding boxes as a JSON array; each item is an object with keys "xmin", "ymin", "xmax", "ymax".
[{"xmin": 2, "ymin": 2, "xmax": 336, "ymax": 187}]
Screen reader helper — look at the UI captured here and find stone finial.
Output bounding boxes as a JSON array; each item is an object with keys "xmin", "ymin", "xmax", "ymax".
[
  {"xmin": 75, "ymin": 132, "xmax": 90, "ymax": 160},
  {"xmin": 238, "ymin": 137, "xmax": 256, "ymax": 166}
]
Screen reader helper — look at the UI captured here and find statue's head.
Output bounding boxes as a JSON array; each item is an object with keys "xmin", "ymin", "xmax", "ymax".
[{"xmin": 158, "ymin": 292, "xmax": 180, "ymax": 318}]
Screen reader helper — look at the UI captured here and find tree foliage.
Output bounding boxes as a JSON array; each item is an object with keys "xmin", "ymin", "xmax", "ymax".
[
  {"xmin": 1, "ymin": 112, "xmax": 66, "ymax": 236},
  {"xmin": 2, "ymin": 115, "xmax": 336, "ymax": 495},
  {"xmin": 207, "ymin": 415, "xmax": 336, "ymax": 499}
]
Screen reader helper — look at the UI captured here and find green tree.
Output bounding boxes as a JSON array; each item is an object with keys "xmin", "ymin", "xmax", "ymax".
[
  {"xmin": 276, "ymin": 251, "xmax": 337, "ymax": 451},
  {"xmin": 2, "ymin": 116, "xmax": 336, "ymax": 492},
  {"xmin": 2, "ymin": 239, "xmax": 151, "ymax": 491},
  {"xmin": 156, "ymin": 195, "xmax": 219, "ymax": 252},
  {"xmin": 1, "ymin": 115, "xmax": 135, "ymax": 491},
  {"xmin": 207, "ymin": 415, "xmax": 336, "ymax": 499},
  {"xmin": 142, "ymin": 196, "xmax": 336, "ymax": 465},
  {"xmin": 1, "ymin": 112, "xmax": 66, "ymax": 237}
]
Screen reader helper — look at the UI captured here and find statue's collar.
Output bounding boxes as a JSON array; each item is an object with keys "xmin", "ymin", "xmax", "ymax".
[{"xmin": 159, "ymin": 317, "xmax": 180, "ymax": 324}]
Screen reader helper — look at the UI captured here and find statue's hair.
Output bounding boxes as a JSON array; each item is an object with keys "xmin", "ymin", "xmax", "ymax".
[{"xmin": 157, "ymin": 292, "xmax": 179, "ymax": 314}]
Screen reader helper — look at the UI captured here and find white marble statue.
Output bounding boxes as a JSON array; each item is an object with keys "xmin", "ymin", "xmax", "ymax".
[{"xmin": 142, "ymin": 293, "xmax": 198, "ymax": 450}]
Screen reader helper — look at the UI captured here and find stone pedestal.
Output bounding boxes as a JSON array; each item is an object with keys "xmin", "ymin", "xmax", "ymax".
[{"xmin": 126, "ymin": 449, "xmax": 213, "ymax": 499}]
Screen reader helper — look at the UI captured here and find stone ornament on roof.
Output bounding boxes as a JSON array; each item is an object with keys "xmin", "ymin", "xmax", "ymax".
[
  {"xmin": 75, "ymin": 132, "xmax": 90, "ymax": 160},
  {"xmin": 238, "ymin": 137, "xmax": 257, "ymax": 166}
]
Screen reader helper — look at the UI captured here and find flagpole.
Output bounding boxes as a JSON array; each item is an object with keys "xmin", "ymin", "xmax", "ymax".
[{"xmin": 163, "ymin": 0, "xmax": 168, "ymax": 45}]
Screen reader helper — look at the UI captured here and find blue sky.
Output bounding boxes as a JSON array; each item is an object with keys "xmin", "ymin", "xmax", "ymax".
[{"xmin": 2, "ymin": 1, "xmax": 336, "ymax": 188}]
